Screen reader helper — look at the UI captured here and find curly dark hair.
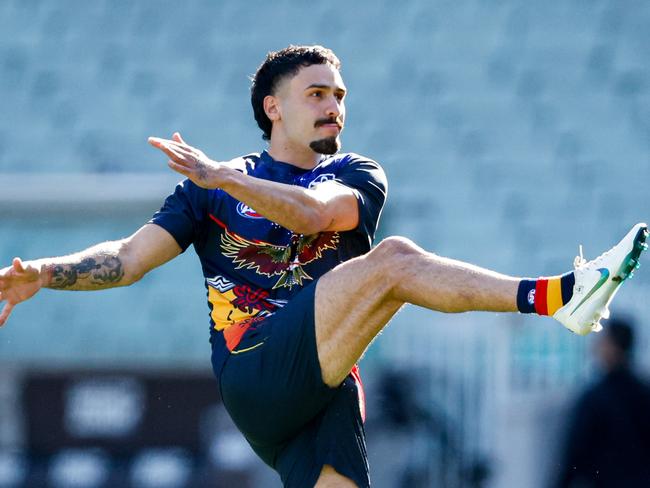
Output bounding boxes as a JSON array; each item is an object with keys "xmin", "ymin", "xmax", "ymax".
[{"xmin": 250, "ymin": 45, "xmax": 341, "ymax": 140}]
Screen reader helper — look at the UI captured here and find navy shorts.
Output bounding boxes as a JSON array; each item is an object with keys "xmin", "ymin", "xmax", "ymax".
[{"xmin": 215, "ymin": 282, "xmax": 369, "ymax": 487}]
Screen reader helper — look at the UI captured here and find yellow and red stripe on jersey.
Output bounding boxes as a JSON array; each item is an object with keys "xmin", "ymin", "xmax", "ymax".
[{"xmin": 206, "ymin": 274, "xmax": 284, "ymax": 351}]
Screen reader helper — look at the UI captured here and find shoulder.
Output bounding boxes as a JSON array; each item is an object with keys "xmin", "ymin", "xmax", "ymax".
[
  {"xmin": 326, "ymin": 152, "xmax": 383, "ymax": 169},
  {"xmin": 311, "ymin": 153, "xmax": 388, "ymax": 201},
  {"xmin": 317, "ymin": 153, "xmax": 386, "ymax": 180}
]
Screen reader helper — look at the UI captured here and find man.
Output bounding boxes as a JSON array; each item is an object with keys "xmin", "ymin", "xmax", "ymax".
[
  {"xmin": 554, "ymin": 317, "xmax": 650, "ymax": 487},
  {"xmin": 0, "ymin": 45, "xmax": 647, "ymax": 487}
]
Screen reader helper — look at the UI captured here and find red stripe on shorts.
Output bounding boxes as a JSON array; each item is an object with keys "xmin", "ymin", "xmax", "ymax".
[{"xmin": 350, "ymin": 364, "xmax": 366, "ymax": 423}]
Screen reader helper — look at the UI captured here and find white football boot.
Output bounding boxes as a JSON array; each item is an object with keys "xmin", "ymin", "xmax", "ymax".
[{"xmin": 553, "ymin": 222, "xmax": 648, "ymax": 335}]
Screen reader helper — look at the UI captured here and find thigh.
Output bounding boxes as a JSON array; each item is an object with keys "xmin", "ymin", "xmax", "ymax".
[{"xmin": 315, "ymin": 250, "xmax": 403, "ymax": 386}]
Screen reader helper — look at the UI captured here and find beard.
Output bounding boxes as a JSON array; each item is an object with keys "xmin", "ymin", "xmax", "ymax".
[{"xmin": 309, "ymin": 136, "xmax": 340, "ymax": 155}]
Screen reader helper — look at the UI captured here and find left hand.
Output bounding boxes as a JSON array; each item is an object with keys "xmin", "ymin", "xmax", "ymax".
[
  {"xmin": 148, "ymin": 132, "xmax": 223, "ymax": 189},
  {"xmin": 0, "ymin": 258, "xmax": 45, "ymax": 326}
]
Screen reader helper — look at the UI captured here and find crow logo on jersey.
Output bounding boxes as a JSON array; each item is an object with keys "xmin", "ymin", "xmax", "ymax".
[
  {"xmin": 221, "ymin": 230, "xmax": 339, "ymax": 289},
  {"xmin": 210, "ymin": 214, "xmax": 339, "ymax": 289}
]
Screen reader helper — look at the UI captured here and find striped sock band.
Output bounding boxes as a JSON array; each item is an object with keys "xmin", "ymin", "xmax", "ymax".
[{"xmin": 517, "ymin": 272, "xmax": 575, "ymax": 315}]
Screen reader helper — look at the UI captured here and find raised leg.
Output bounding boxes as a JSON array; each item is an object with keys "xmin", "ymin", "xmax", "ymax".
[{"xmin": 315, "ymin": 236, "xmax": 519, "ymax": 386}]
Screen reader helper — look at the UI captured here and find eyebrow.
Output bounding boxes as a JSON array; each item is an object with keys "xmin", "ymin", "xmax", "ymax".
[{"xmin": 305, "ymin": 83, "xmax": 347, "ymax": 94}]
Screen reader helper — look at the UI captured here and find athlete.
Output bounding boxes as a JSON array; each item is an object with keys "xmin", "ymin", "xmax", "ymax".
[{"xmin": 0, "ymin": 45, "xmax": 647, "ymax": 487}]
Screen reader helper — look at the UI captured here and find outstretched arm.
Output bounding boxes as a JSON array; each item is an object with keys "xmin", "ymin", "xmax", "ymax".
[
  {"xmin": 148, "ymin": 133, "xmax": 359, "ymax": 235},
  {"xmin": 0, "ymin": 224, "xmax": 181, "ymax": 326}
]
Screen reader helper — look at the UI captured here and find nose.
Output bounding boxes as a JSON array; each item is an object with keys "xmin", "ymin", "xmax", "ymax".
[{"xmin": 325, "ymin": 95, "xmax": 342, "ymax": 119}]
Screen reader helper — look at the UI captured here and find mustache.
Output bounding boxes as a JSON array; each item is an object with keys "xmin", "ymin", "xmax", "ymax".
[{"xmin": 314, "ymin": 117, "xmax": 343, "ymax": 129}]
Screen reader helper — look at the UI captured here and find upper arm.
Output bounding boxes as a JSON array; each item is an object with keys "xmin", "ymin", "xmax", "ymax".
[
  {"xmin": 312, "ymin": 157, "xmax": 388, "ymax": 238},
  {"xmin": 307, "ymin": 180, "xmax": 360, "ymax": 232},
  {"xmin": 122, "ymin": 224, "xmax": 182, "ymax": 281}
]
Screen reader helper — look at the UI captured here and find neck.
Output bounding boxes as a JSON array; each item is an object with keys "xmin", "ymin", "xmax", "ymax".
[{"xmin": 267, "ymin": 139, "xmax": 321, "ymax": 170}]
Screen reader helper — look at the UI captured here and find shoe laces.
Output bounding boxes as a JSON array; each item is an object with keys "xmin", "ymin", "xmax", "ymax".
[
  {"xmin": 573, "ymin": 244, "xmax": 587, "ymax": 269},
  {"xmin": 574, "ymin": 239, "xmax": 619, "ymax": 271}
]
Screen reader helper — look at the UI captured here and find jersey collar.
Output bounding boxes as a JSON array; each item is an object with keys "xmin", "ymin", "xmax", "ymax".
[{"xmin": 260, "ymin": 150, "xmax": 327, "ymax": 176}]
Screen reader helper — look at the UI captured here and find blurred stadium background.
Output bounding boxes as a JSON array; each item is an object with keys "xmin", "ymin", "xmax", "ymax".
[{"xmin": 0, "ymin": 0, "xmax": 648, "ymax": 486}]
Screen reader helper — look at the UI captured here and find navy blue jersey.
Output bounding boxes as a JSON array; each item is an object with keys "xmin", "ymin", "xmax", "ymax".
[{"xmin": 150, "ymin": 150, "xmax": 386, "ymax": 372}]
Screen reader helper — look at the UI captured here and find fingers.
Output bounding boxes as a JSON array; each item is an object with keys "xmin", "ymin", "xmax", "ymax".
[
  {"xmin": 0, "ymin": 302, "xmax": 14, "ymax": 327},
  {"xmin": 149, "ymin": 136, "xmax": 190, "ymax": 151},
  {"xmin": 167, "ymin": 160, "xmax": 191, "ymax": 177},
  {"xmin": 149, "ymin": 136, "xmax": 214, "ymax": 186},
  {"xmin": 149, "ymin": 138, "xmax": 197, "ymax": 165},
  {"xmin": 12, "ymin": 257, "xmax": 24, "ymax": 273},
  {"xmin": 165, "ymin": 144, "xmax": 188, "ymax": 161},
  {"xmin": 9, "ymin": 258, "xmax": 38, "ymax": 279},
  {"xmin": 148, "ymin": 137, "xmax": 181, "ymax": 158},
  {"xmin": 149, "ymin": 139, "xmax": 188, "ymax": 164},
  {"xmin": 172, "ymin": 132, "xmax": 187, "ymax": 145},
  {"xmin": 163, "ymin": 139, "xmax": 196, "ymax": 157},
  {"xmin": 170, "ymin": 143, "xmax": 197, "ymax": 160},
  {"xmin": 149, "ymin": 136, "xmax": 197, "ymax": 155},
  {"xmin": 149, "ymin": 132, "xmax": 186, "ymax": 146},
  {"xmin": 148, "ymin": 137, "xmax": 174, "ymax": 155}
]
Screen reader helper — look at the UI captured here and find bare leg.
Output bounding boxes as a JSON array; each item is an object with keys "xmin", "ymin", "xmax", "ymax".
[
  {"xmin": 314, "ymin": 465, "xmax": 358, "ymax": 487},
  {"xmin": 315, "ymin": 236, "xmax": 520, "ymax": 386}
]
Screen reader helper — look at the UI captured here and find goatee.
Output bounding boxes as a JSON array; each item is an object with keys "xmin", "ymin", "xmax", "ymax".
[{"xmin": 309, "ymin": 136, "xmax": 340, "ymax": 155}]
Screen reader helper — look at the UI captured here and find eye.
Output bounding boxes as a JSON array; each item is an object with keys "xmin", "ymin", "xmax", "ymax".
[
  {"xmin": 310, "ymin": 91, "xmax": 323, "ymax": 98},
  {"xmin": 335, "ymin": 92, "xmax": 345, "ymax": 102}
]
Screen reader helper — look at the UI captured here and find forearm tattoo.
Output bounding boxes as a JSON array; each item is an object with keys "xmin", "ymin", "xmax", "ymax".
[{"xmin": 49, "ymin": 255, "xmax": 124, "ymax": 290}]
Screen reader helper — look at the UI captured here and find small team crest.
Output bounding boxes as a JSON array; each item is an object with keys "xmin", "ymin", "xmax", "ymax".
[
  {"xmin": 527, "ymin": 289, "xmax": 536, "ymax": 306},
  {"xmin": 237, "ymin": 202, "xmax": 264, "ymax": 219},
  {"xmin": 308, "ymin": 173, "xmax": 336, "ymax": 189}
]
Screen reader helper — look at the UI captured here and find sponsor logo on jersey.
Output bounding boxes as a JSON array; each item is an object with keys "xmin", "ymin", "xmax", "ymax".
[
  {"xmin": 236, "ymin": 202, "xmax": 264, "ymax": 219},
  {"xmin": 308, "ymin": 173, "xmax": 336, "ymax": 189}
]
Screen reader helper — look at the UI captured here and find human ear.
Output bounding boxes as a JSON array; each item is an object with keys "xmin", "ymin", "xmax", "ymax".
[{"xmin": 264, "ymin": 95, "xmax": 281, "ymax": 122}]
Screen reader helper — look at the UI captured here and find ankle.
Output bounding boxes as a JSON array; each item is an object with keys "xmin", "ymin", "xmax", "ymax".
[{"xmin": 517, "ymin": 272, "xmax": 575, "ymax": 315}]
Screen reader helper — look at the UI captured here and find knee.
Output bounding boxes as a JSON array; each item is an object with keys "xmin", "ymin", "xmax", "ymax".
[
  {"xmin": 372, "ymin": 236, "xmax": 424, "ymax": 261},
  {"xmin": 366, "ymin": 236, "xmax": 427, "ymax": 279}
]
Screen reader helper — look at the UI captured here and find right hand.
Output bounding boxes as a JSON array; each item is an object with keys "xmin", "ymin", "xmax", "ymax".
[
  {"xmin": 148, "ymin": 132, "xmax": 224, "ymax": 190},
  {"xmin": 0, "ymin": 257, "xmax": 44, "ymax": 326}
]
